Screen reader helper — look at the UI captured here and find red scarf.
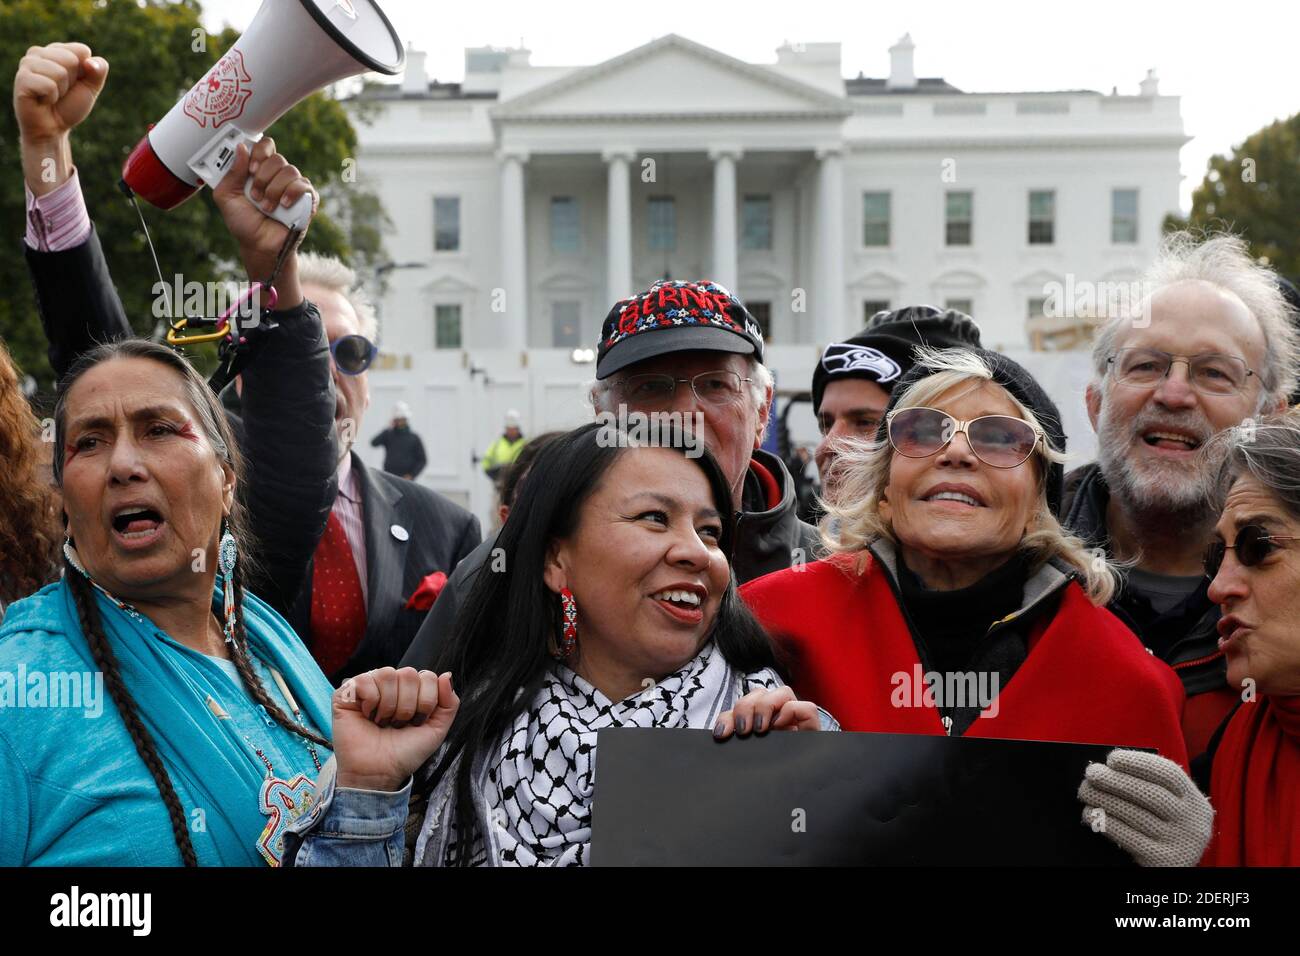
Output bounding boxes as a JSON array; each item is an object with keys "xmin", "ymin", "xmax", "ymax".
[
  {"xmin": 1202, "ymin": 695, "xmax": 1300, "ymax": 866},
  {"xmin": 740, "ymin": 554, "xmax": 1189, "ymax": 768}
]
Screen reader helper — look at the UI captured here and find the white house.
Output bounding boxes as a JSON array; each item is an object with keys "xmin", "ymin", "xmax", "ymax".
[{"xmin": 345, "ymin": 34, "xmax": 1187, "ymax": 524}]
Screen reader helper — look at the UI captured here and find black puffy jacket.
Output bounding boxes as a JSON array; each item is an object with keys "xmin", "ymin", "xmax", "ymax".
[{"xmin": 1060, "ymin": 462, "xmax": 1236, "ymax": 760}]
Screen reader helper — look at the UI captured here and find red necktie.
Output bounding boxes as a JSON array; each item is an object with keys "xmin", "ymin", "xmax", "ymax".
[{"xmin": 310, "ymin": 511, "xmax": 367, "ymax": 676}]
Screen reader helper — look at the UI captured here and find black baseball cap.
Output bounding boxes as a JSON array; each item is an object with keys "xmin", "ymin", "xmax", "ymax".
[{"xmin": 596, "ymin": 279, "xmax": 765, "ymax": 380}]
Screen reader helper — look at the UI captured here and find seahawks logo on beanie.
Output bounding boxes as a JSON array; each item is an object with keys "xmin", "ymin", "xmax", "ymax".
[{"xmin": 820, "ymin": 343, "xmax": 903, "ymax": 384}]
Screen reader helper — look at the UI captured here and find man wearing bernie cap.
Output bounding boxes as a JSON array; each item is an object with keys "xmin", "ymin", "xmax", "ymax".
[
  {"xmin": 813, "ymin": 305, "xmax": 982, "ymax": 499},
  {"xmin": 399, "ymin": 279, "xmax": 819, "ymax": 670},
  {"xmin": 591, "ymin": 279, "xmax": 819, "ymax": 583}
]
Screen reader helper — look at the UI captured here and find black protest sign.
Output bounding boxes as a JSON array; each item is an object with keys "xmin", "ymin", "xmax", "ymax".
[{"xmin": 591, "ymin": 728, "xmax": 1133, "ymax": 866}]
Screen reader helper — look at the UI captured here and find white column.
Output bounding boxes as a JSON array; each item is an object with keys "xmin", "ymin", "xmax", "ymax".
[
  {"xmin": 603, "ymin": 148, "xmax": 634, "ymax": 305},
  {"xmin": 814, "ymin": 146, "xmax": 846, "ymax": 345},
  {"xmin": 498, "ymin": 149, "xmax": 529, "ymax": 347},
  {"xmin": 709, "ymin": 147, "xmax": 741, "ymax": 292}
]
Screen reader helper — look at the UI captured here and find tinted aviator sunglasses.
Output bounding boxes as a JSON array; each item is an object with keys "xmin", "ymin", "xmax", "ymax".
[
  {"xmin": 1203, "ymin": 525, "xmax": 1300, "ymax": 579},
  {"xmin": 330, "ymin": 334, "xmax": 378, "ymax": 375},
  {"xmin": 886, "ymin": 406, "xmax": 1043, "ymax": 469}
]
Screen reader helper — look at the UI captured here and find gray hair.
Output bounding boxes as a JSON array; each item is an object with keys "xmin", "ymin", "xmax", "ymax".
[
  {"xmin": 297, "ymin": 252, "xmax": 379, "ymax": 342},
  {"xmin": 1209, "ymin": 408, "xmax": 1300, "ymax": 521},
  {"xmin": 53, "ymin": 339, "xmax": 260, "ymax": 579},
  {"xmin": 1091, "ymin": 230, "xmax": 1300, "ymax": 409},
  {"xmin": 823, "ymin": 347, "xmax": 1119, "ymax": 606}
]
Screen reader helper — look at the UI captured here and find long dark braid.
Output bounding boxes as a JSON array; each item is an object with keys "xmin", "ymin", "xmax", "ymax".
[
  {"xmin": 65, "ymin": 563, "xmax": 199, "ymax": 866},
  {"xmin": 224, "ymin": 560, "xmax": 330, "ymax": 750}
]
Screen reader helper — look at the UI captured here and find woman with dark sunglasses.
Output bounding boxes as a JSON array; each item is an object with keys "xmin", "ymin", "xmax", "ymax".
[
  {"xmin": 742, "ymin": 347, "xmax": 1214, "ymax": 865},
  {"xmin": 1199, "ymin": 411, "xmax": 1300, "ymax": 865}
]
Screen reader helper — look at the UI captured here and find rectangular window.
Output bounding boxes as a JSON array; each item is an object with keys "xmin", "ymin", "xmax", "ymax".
[
  {"xmin": 433, "ymin": 196, "xmax": 460, "ymax": 252},
  {"xmin": 1027, "ymin": 297, "xmax": 1048, "ymax": 319},
  {"xmin": 747, "ymin": 301, "xmax": 772, "ymax": 341},
  {"xmin": 741, "ymin": 195, "xmax": 773, "ymax": 251},
  {"xmin": 863, "ymin": 300, "xmax": 891, "ymax": 321},
  {"xmin": 434, "ymin": 304, "xmax": 462, "ymax": 349},
  {"xmin": 647, "ymin": 197, "xmax": 676, "ymax": 252},
  {"xmin": 1112, "ymin": 188, "xmax": 1138, "ymax": 244},
  {"xmin": 550, "ymin": 196, "xmax": 580, "ymax": 253},
  {"xmin": 863, "ymin": 192, "xmax": 891, "ymax": 247},
  {"xmin": 552, "ymin": 301, "xmax": 581, "ymax": 348},
  {"xmin": 1028, "ymin": 190, "xmax": 1055, "ymax": 245},
  {"xmin": 945, "ymin": 191, "xmax": 973, "ymax": 246},
  {"xmin": 944, "ymin": 298, "xmax": 974, "ymax": 316}
]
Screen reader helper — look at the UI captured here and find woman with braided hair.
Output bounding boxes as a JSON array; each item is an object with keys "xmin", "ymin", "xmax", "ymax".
[{"xmin": 0, "ymin": 340, "xmax": 334, "ymax": 866}]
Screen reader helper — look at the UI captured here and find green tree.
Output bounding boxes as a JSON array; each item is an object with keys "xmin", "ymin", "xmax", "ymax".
[
  {"xmin": 1167, "ymin": 112, "xmax": 1300, "ymax": 278},
  {"xmin": 0, "ymin": 0, "xmax": 388, "ymax": 387}
]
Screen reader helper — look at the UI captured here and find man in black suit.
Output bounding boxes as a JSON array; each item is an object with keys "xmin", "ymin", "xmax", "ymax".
[{"xmin": 290, "ymin": 254, "xmax": 481, "ymax": 681}]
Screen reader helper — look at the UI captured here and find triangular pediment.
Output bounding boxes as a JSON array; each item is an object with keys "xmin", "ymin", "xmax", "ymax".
[
  {"xmin": 848, "ymin": 268, "xmax": 905, "ymax": 290},
  {"xmin": 494, "ymin": 34, "xmax": 849, "ymax": 120}
]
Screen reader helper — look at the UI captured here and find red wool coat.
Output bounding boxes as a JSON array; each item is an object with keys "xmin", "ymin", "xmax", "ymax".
[{"xmin": 740, "ymin": 551, "xmax": 1189, "ymax": 770}]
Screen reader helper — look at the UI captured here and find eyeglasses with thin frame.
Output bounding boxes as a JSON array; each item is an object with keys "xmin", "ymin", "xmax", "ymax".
[
  {"xmin": 1107, "ymin": 348, "xmax": 1256, "ymax": 397},
  {"xmin": 886, "ymin": 406, "xmax": 1043, "ymax": 469},
  {"xmin": 329, "ymin": 334, "xmax": 378, "ymax": 376},
  {"xmin": 1203, "ymin": 524, "xmax": 1300, "ymax": 579},
  {"xmin": 617, "ymin": 370, "xmax": 755, "ymax": 407}
]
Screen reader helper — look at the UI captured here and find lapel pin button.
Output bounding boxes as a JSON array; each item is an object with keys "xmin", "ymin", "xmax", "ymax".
[{"xmin": 391, "ymin": 524, "xmax": 409, "ymax": 542}]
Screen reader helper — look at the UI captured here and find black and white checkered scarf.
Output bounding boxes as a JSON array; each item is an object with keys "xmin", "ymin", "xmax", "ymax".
[{"xmin": 415, "ymin": 641, "xmax": 780, "ymax": 866}]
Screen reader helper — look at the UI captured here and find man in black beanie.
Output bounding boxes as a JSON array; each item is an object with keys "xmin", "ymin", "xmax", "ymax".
[{"xmin": 814, "ymin": 305, "xmax": 982, "ymax": 498}]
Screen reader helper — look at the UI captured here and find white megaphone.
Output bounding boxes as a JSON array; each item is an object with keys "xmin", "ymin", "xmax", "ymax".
[{"xmin": 122, "ymin": 0, "xmax": 403, "ymax": 230}]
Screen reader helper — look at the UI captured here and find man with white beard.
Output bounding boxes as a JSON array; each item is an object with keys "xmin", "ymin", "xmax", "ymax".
[{"xmin": 1062, "ymin": 232, "xmax": 1299, "ymax": 760}]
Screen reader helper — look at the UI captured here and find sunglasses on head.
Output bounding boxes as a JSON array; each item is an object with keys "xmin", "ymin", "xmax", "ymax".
[
  {"xmin": 886, "ymin": 406, "xmax": 1042, "ymax": 469},
  {"xmin": 1203, "ymin": 524, "xmax": 1300, "ymax": 579},
  {"xmin": 329, "ymin": 334, "xmax": 378, "ymax": 375}
]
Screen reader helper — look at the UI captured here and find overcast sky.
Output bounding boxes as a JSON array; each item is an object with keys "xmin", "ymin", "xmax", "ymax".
[{"xmin": 201, "ymin": 0, "xmax": 1300, "ymax": 212}]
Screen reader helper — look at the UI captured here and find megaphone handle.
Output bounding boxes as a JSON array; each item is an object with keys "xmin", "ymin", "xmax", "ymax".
[
  {"xmin": 185, "ymin": 126, "xmax": 313, "ymax": 231},
  {"xmin": 242, "ymin": 178, "xmax": 314, "ymax": 231}
]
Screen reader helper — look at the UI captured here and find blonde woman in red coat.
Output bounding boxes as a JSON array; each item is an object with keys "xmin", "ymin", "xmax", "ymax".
[{"xmin": 742, "ymin": 347, "xmax": 1213, "ymax": 866}]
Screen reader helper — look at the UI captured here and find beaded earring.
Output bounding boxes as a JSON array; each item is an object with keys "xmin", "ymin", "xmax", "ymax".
[
  {"xmin": 555, "ymin": 586, "xmax": 578, "ymax": 660},
  {"xmin": 218, "ymin": 520, "xmax": 239, "ymax": 647}
]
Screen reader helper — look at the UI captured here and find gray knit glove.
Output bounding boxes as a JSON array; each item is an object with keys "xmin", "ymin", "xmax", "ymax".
[{"xmin": 1077, "ymin": 749, "xmax": 1214, "ymax": 867}]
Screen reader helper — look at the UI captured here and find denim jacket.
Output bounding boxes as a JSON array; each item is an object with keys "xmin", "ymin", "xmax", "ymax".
[{"xmin": 282, "ymin": 758, "xmax": 410, "ymax": 867}]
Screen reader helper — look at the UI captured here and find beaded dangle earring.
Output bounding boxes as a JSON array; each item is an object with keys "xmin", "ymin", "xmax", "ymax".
[
  {"xmin": 218, "ymin": 520, "xmax": 239, "ymax": 647},
  {"xmin": 555, "ymin": 586, "xmax": 578, "ymax": 659}
]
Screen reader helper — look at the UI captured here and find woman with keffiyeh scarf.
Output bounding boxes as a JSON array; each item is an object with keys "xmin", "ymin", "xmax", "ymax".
[{"xmin": 284, "ymin": 422, "xmax": 835, "ymax": 867}]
